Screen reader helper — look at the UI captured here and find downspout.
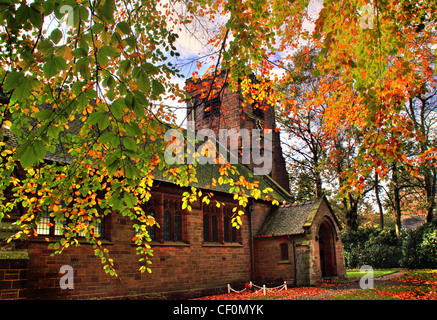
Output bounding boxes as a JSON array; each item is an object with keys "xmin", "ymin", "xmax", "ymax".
[
  {"xmin": 292, "ymin": 239, "xmax": 297, "ymax": 285},
  {"xmin": 248, "ymin": 200, "xmax": 255, "ymax": 280},
  {"xmin": 289, "ymin": 236, "xmax": 297, "ymax": 286}
]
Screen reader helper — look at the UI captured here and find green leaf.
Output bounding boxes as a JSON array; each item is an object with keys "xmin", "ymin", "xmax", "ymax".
[
  {"xmin": 3, "ymin": 71, "xmax": 24, "ymax": 92},
  {"xmin": 78, "ymin": 5, "xmax": 89, "ymax": 22},
  {"xmin": 124, "ymin": 36, "xmax": 137, "ymax": 49},
  {"xmin": 87, "ymin": 111, "xmax": 105, "ymax": 125},
  {"xmin": 92, "ymin": 22, "xmax": 104, "ymax": 34},
  {"xmin": 76, "ymin": 93, "xmax": 88, "ymax": 110},
  {"xmin": 110, "ymin": 99, "xmax": 125, "ymax": 120},
  {"xmin": 85, "ymin": 89, "xmax": 97, "ymax": 100},
  {"xmin": 42, "ymin": 2, "xmax": 54, "ymax": 15},
  {"xmin": 43, "ymin": 56, "xmax": 67, "ymax": 78},
  {"xmin": 19, "ymin": 140, "xmax": 47, "ymax": 168},
  {"xmin": 15, "ymin": 5, "xmax": 30, "ymax": 24},
  {"xmin": 118, "ymin": 59, "xmax": 131, "ymax": 78},
  {"xmin": 100, "ymin": 45, "xmax": 119, "ymax": 58},
  {"xmin": 103, "ymin": 0, "xmax": 115, "ymax": 22},
  {"xmin": 116, "ymin": 21, "xmax": 131, "ymax": 35},
  {"xmin": 72, "ymin": 48, "xmax": 87, "ymax": 58},
  {"xmin": 38, "ymin": 40, "xmax": 54, "ymax": 57},
  {"xmin": 13, "ymin": 140, "xmax": 31, "ymax": 162},
  {"xmin": 98, "ymin": 115, "xmax": 110, "ymax": 131},
  {"xmin": 34, "ymin": 109, "xmax": 53, "ymax": 121},
  {"xmin": 99, "ymin": 131, "xmax": 117, "ymax": 145},
  {"xmin": 125, "ymin": 165, "xmax": 136, "ymax": 179},
  {"xmin": 88, "ymin": 109, "xmax": 110, "ymax": 130},
  {"xmin": 123, "ymin": 137, "xmax": 137, "ymax": 151},
  {"xmin": 46, "ymin": 124, "xmax": 60, "ymax": 139},
  {"xmin": 133, "ymin": 67, "xmax": 151, "ymax": 93},
  {"xmin": 152, "ymin": 79, "xmax": 165, "ymax": 96},
  {"xmin": 76, "ymin": 57, "xmax": 92, "ymax": 80},
  {"xmin": 110, "ymin": 32, "xmax": 122, "ymax": 46},
  {"xmin": 50, "ymin": 28, "xmax": 63, "ymax": 44},
  {"xmin": 96, "ymin": 50, "xmax": 109, "ymax": 66},
  {"xmin": 123, "ymin": 192, "xmax": 137, "ymax": 207},
  {"xmin": 3, "ymin": 72, "xmax": 32, "ymax": 102},
  {"xmin": 30, "ymin": 2, "xmax": 44, "ymax": 13},
  {"xmin": 142, "ymin": 62, "xmax": 159, "ymax": 74},
  {"xmin": 32, "ymin": 141, "xmax": 48, "ymax": 163},
  {"xmin": 105, "ymin": 154, "xmax": 119, "ymax": 168},
  {"xmin": 124, "ymin": 122, "xmax": 142, "ymax": 136},
  {"xmin": 29, "ymin": 4, "xmax": 43, "ymax": 28}
]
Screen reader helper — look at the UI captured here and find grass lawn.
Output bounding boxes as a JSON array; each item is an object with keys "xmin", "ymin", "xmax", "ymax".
[
  {"xmin": 330, "ymin": 269, "xmax": 437, "ymax": 300},
  {"xmin": 344, "ymin": 268, "xmax": 399, "ymax": 281},
  {"xmin": 193, "ymin": 269, "xmax": 437, "ymax": 300}
]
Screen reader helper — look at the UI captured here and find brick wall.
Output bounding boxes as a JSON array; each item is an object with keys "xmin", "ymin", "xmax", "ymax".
[
  {"xmin": 254, "ymin": 199, "xmax": 346, "ymax": 286},
  {"xmin": 307, "ymin": 200, "xmax": 346, "ymax": 285},
  {"xmin": 0, "ymin": 258, "xmax": 28, "ymax": 300},
  {"xmin": 25, "ymin": 184, "xmax": 255, "ymax": 299},
  {"xmin": 253, "ymin": 237, "xmax": 295, "ymax": 283},
  {"xmin": 186, "ymin": 74, "xmax": 290, "ymax": 192},
  {"xmin": 251, "ymin": 201, "xmax": 272, "ymax": 235}
]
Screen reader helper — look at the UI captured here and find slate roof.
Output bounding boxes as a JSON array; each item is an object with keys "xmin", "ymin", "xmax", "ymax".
[
  {"xmin": 1, "ymin": 107, "xmax": 291, "ymax": 204},
  {"xmin": 152, "ymin": 162, "xmax": 290, "ymax": 203},
  {"xmin": 255, "ymin": 197, "xmax": 325, "ymax": 237},
  {"xmin": 150, "ymin": 130, "xmax": 291, "ymax": 203}
]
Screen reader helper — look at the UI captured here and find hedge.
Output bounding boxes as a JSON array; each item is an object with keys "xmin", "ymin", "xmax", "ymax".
[{"xmin": 341, "ymin": 222, "xmax": 437, "ymax": 269}]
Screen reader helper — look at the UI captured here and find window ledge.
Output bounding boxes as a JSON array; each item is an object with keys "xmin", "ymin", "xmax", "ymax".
[
  {"xmin": 149, "ymin": 241, "xmax": 190, "ymax": 247},
  {"xmin": 278, "ymin": 260, "xmax": 291, "ymax": 264},
  {"xmin": 29, "ymin": 237, "xmax": 114, "ymax": 245},
  {"xmin": 202, "ymin": 242, "xmax": 243, "ymax": 248}
]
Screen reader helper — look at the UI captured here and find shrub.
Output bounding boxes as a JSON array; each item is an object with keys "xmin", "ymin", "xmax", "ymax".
[
  {"xmin": 400, "ymin": 222, "xmax": 437, "ymax": 269},
  {"xmin": 342, "ymin": 223, "xmax": 437, "ymax": 269},
  {"xmin": 342, "ymin": 227, "xmax": 402, "ymax": 269}
]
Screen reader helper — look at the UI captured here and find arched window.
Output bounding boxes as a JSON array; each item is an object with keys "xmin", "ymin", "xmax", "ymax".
[
  {"xmin": 280, "ymin": 243, "xmax": 289, "ymax": 261},
  {"xmin": 147, "ymin": 208, "xmax": 156, "ymax": 241},
  {"xmin": 37, "ymin": 205, "xmax": 67, "ymax": 236},
  {"xmin": 37, "ymin": 203, "xmax": 105, "ymax": 239},
  {"xmin": 174, "ymin": 211, "xmax": 182, "ymax": 242},
  {"xmin": 223, "ymin": 211, "xmax": 237, "ymax": 243},
  {"xmin": 164, "ymin": 209, "xmax": 183, "ymax": 242},
  {"xmin": 203, "ymin": 205, "xmax": 219, "ymax": 242},
  {"xmin": 164, "ymin": 210, "xmax": 172, "ymax": 241}
]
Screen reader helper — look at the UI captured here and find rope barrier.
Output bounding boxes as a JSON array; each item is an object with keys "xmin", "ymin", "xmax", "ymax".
[{"xmin": 227, "ymin": 281, "xmax": 288, "ymax": 296}]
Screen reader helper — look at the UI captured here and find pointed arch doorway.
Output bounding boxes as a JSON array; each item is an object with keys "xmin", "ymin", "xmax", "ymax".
[{"xmin": 318, "ymin": 220, "xmax": 337, "ymax": 278}]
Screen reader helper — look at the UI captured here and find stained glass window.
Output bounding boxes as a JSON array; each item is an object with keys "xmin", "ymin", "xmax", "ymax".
[
  {"xmin": 37, "ymin": 210, "xmax": 51, "ymax": 235},
  {"xmin": 37, "ymin": 204, "xmax": 105, "ymax": 238},
  {"xmin": 147, "ymin": 209, "xmax": 156, "ymax": 241},
  {"xmin": 203, "ymin": 206, "xmax": 219, "ymax": 243}
]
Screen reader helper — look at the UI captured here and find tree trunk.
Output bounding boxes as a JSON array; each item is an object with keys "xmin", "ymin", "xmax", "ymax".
[
  {"xmin": 344, "ymin": 194, "xmax": 359, "ymax": 231},
  {"xmin": 423, "ymin": 167, "xmax": 436, "ymax": 223},
  {"xmin": 392, "ymin": 164, "xmax": 402, "ymax": 237},
  {"xmin": 315, "ymin": 171, "xmax": 323, "ymax": 198},
  {"xmin": 374, "ymin": 172, "xmax": 384, "ymax": 230}
]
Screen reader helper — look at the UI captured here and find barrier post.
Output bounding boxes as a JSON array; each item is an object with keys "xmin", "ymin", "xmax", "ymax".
[
  {"xmin": 284, "ymin": 281, "xmax": 287, "ymax": 290},
  {"xmin": 263, "ymin": 285, "xmax": 266, "ymax": 296},
  {"xmin": 227, "ymin": 284, "xmax": 231, "ymax": 294}
]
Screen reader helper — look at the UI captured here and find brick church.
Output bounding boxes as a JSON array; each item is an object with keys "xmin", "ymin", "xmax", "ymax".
[{"xmin": 0, "ymin": 73, "xmax": 345, "ymax": 299}]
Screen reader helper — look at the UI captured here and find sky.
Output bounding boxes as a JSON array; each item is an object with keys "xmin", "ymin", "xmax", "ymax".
[{"xmin": 163, "ymin": 0, "xmax": 324, "ymax": 127}]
